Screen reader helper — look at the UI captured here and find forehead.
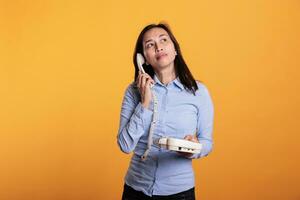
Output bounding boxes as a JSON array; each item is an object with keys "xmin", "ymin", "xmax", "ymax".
[{"xmin": 143, "ymin": 27, "xmax": 169, "ymax": 42}]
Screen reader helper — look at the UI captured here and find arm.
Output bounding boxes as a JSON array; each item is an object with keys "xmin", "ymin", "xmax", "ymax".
[
  {"xmin": 190, "ymin": 84, "xmax": 214, "ymax": 159},
  {"xmin": 117, "ymin": 84, "xmax": 153, "ymax": 154}
]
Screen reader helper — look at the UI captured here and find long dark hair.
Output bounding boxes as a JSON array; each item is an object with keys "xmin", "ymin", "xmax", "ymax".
[{"xmin": 133, "ymin": 23, "xmax": 198, "ymax": 95}]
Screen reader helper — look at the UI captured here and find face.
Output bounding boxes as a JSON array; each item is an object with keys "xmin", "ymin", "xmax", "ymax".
[{"xmin": 142, "ymin": 27, "xmax": 177, "ymax": 70}]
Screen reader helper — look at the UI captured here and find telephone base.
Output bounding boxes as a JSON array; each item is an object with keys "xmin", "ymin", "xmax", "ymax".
[{"xmin": 156, "ymin": 137, "xmax": 202, "ymax": 154}]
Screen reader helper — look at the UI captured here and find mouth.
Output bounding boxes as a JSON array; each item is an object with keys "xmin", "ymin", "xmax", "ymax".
[{"xmin": 156, "ymin": 53, "xmax": 167, "ymax": 60}]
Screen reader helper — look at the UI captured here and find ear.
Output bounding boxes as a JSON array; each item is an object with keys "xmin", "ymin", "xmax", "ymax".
[{"xmin": 175, "ymin": 50, "xmax": 177, "ymax": 55}]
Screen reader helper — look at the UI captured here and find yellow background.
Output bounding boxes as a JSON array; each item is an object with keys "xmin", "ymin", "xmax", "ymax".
[{"xmin": 0, "ymin": 0, "xmax": 299, "ymax": 199}]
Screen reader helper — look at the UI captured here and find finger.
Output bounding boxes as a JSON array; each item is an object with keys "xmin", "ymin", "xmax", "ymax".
[
  {"xmin": 148, "ymin": 77, "xmax": 155, "ymax": 85},
  {"xmin": 184, "ymin": 135, "xmax": 193, "ymax": 140},
  {"xmin": 142, "ymin": 73, "xmax": 150, "ymax": 79},
  {"xmin": 144, "ymin": 74, "xmax": 154, "ymax": 83},
  {"xmin": 145, "ymin": 78, "xmax": 153, "ymax": 88},
  {"xmin": 137, "ymin": 73, "xmax": 142, "ymax": 89},
  {"xmin": 140, "ymin": 72, "xmax": 154, "ymax": 81},
  {"xmin": 190, "ymin": 135, "xmax": 199, "ymax": 143},
  {"xmin": 191, "ymin": 136, "xmax": 198, "ymax": 143},
  {"xmin": 141, "ymin": 74, "xmax": 146, "ymax": 89},
  {"xmin": 185, "ymin": 135, "xmax": 198, "ymax": 143}
]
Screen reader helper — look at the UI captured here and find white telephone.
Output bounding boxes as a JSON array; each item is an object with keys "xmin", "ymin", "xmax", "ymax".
[
  {"xmin": 156, "ymin": 137, "xmax": 202, "ymax": 154},
  {"xmin": 136, "ymin": 53, "xmax": 202, "ymax": 159}
]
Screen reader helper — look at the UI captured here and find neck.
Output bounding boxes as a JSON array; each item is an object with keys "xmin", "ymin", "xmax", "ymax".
[{"xmin": 154, "ymin": 65, "xmax": 176, "ymax": 85}]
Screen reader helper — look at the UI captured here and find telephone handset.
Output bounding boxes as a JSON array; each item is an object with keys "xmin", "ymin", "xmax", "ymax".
[
  {"xmin": 136, "ymin": 53, "xmax": 153, "ymax": 88},
  {"xmin": 136, "ymin": 53, "xmax": 146, "ymax": 74}
]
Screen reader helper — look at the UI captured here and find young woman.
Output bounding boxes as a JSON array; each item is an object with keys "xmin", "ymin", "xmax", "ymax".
[{"xmin": 117, "ymin": 23, "xmax": 214, "ymax": 200}]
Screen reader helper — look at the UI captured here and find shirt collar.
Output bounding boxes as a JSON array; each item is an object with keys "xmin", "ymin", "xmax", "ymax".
[{"xmin": 153, "ymin": 74, "xmax": 184, "ymax": 91}]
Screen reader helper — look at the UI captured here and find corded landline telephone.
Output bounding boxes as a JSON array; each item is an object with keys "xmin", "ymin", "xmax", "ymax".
[{"xmin": 136, "ymin": 53, "xmax": 202, "ymax": 160}]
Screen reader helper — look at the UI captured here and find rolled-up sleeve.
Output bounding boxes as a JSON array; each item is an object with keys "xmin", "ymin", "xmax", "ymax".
[
  {"xmin": 117, "ymin": 84, "xmax": 153, "ymax": 154},
  {"xmin": 190, "ymin": 84, "xmax": 214, "ymax": 159}
]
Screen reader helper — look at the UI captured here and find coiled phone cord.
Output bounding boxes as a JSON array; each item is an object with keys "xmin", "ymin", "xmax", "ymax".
[{"xmin": 141, "ymin": 88, "xmax": 158, "ymax": 161}]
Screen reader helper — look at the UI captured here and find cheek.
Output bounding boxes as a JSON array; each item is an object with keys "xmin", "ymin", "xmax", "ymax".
[
  {"xmin": 144, "ymin": 51, "xmax": 155, "ymax": 62},
  {"xmin": 167, "ymin": 44, "xmax": 176, "ymax": 54},
  {"xmin": 166, "ymin": 47, "xmax": 176, "ymax": 60}
]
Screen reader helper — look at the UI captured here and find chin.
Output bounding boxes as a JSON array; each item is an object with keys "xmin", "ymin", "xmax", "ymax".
[{"xmin": 158, "ymin": 61, "xmax": 173, "ymax": 68}]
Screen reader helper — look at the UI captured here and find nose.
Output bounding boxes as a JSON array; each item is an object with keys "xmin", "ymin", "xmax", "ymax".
[{"xmin": 155, "ymin": 43, "xmax": 163, "ymax": 52}]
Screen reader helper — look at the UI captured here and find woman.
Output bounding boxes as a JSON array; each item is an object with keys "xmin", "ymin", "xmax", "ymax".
[{"xmin": 117, "ymin": 23, "xmax": 214, "ymax": 200}]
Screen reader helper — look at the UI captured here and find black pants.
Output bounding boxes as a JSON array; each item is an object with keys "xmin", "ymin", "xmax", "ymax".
[{"xmin": 122, "ymin": 184, "xmax": 195, "ymax": 200}]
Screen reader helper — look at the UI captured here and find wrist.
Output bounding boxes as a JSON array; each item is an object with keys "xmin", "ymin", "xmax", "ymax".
[{"xmin": 141, "ymin": 102, "xmax": 150, "ymax": 109}]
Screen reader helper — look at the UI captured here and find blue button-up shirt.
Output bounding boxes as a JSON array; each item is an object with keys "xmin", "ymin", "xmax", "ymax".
[{"xmin": 117, "ymin": 75, "xmax": 214, "ymax": 196}]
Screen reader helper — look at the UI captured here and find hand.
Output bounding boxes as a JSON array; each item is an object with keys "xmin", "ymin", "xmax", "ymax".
[
  {"xmin": 178, "ymin": 135, "xmax": 199, "ymax": 158},
  {"xmin": 136, "ymin": 71, "xmax": 154, "ymax": 109}
]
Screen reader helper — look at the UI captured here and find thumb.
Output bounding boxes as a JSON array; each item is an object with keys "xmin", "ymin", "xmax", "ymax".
[{"xmin": 184, "ymin": 135, "xmax": 193, "ymax": 140}]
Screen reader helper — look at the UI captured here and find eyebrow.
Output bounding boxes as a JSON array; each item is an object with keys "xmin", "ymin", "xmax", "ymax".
[
  {"xmin": 158, "ymin": 34, "xmax": 168, "ymax": 38},
  {"xmin": 144, "ymin": 34, "xmax": 168, "ymax": 44}
]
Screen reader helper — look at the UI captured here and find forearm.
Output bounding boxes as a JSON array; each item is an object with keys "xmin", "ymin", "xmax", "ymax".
[{"xmin": 117, "ymin": 103, "xmax": 153, "ymax": 153}]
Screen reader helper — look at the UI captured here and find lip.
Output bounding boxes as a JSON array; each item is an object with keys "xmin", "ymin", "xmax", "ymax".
[{"xmin": 155, "ymin": 53, "xmax": 167, "ymax": 60}]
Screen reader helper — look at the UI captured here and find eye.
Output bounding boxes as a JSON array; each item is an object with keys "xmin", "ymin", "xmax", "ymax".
[
  {"xmin": 161, "ymin": 38, "xmax": 168, "ymax": 42},
  {"xmin": 145, "ymin": 43, "xmax": 154, "ymax": 49}
]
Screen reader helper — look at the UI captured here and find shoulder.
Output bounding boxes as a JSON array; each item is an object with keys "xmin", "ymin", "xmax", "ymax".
[
  {"xmin": 195, "ymin": 80, "xmax": 211, "ymax": 96},
  {"xmin": 123, "ymin": 82, "xmax": 140, "ymax": 100},
  {"xmin": 125, "ymin": 82, "xmax": 138, "ymax": 93}
]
